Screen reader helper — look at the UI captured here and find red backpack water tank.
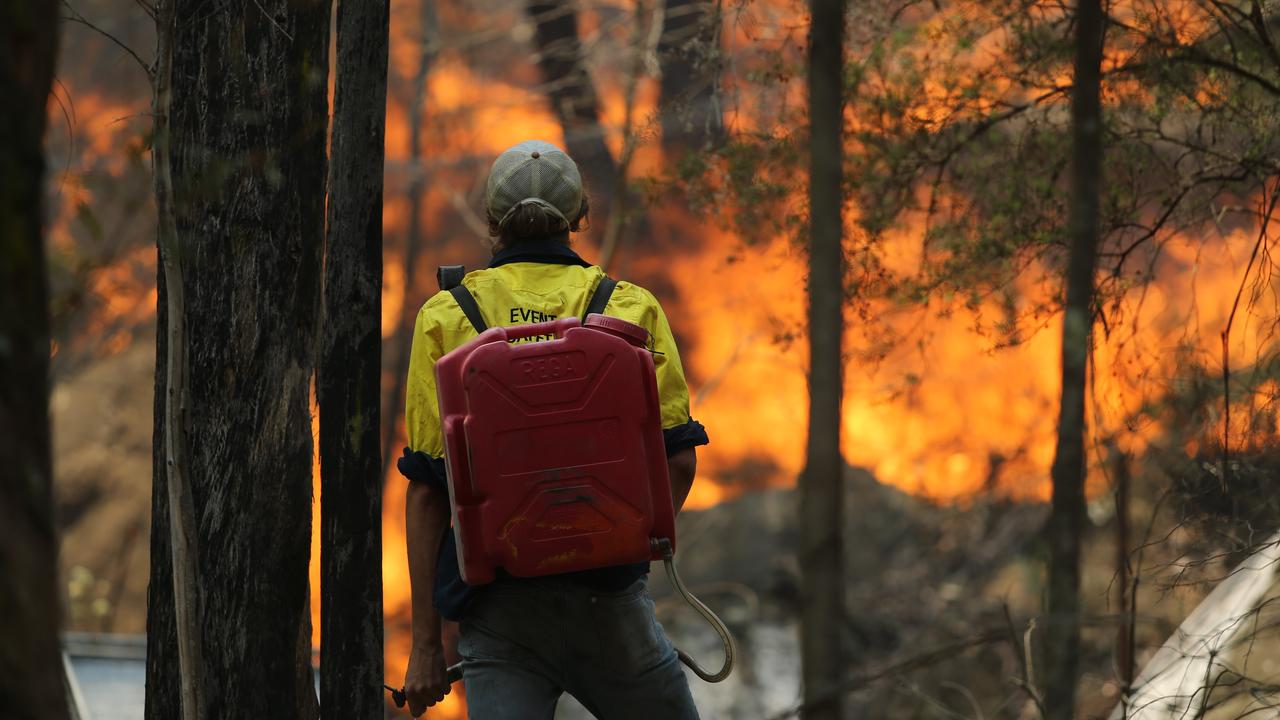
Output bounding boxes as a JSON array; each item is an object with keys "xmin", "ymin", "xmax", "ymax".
[{"xmin": 435, "ymin": 314, "xmax": 676, "ymax": 585}]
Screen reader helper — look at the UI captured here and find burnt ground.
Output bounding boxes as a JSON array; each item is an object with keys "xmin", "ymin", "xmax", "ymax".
[{"xmin": 53, "ymin": 336, "xmax": 153, "ymax": 635}]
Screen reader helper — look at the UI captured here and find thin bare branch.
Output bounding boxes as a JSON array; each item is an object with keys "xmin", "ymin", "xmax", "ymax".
[{"xmin": 61, "ymin": 1, "xmax": 152, "ymax": 78}]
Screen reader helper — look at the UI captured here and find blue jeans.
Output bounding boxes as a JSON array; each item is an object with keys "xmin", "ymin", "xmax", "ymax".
[{"xmin": 457, "ymin": 577, "xmax": 700, "ymax": 719}]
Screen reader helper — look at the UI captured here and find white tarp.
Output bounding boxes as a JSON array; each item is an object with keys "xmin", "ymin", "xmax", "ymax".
[{"xmin": 1111, "ymin": 531, "xmax": 1280, "ymax": 719}]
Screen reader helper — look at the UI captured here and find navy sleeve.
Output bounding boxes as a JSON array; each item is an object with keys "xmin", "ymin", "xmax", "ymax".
[
  {"xmin": 663, "ymin": 418, "xmax": 709, "ymax": 457},
  {"xmin": 432, "ymin": 528, "xmax": 477, "ymax": 620},
  {"xmin": 397, "ymin": 447, "xmax": 447, "ymax": 489}
]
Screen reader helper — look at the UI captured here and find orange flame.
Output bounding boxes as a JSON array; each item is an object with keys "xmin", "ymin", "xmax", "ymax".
[{"xmin": 52, "ymin": 3, "xmax": 1280, "ymax": 715}]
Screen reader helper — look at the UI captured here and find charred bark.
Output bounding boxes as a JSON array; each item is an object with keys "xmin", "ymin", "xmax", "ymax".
[
  {"xmin": 1110, "ymin": 443, "xmax": 1135, "ymax": 694},
  {"xmin": 152, "ymin": 3, "xmax": 204, "ymax": 713},
  {"xmin": 0, "ymin": 3, "xmax": 66, "ymax": 719},
  {"xmin": 1044, "ymin": 0, "xmax": 1104, "ymax": 717},
  {"xmin": 526, "ymin": 1, "xmax": 617, "ymax": 203},
  {"xmin": 801, "ymin": 1, "xmax": 846, "ymax": 719},
  {"xmin": 145, "ymin": 3, "xmax": 331, "ymax": 718},
  {"xmin": 145, "ymin": 261, "xmax": 180, "ymax": 719},
  {"xmin": 319, "ymin": 0, "xmax": 389, "ymax": 716},
  {"xmin": 659, "ymin": 0, "xmax": 724, "ymax": 152}
]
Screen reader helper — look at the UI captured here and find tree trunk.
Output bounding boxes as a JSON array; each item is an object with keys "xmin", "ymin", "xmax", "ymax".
[
  {"xmin": 1044, "ymin": 0, "xmax": 1104, "ymax": 717},
  {"xmin": 1110, "ymin": 443, "xmax": 1134, "ymax": 697},
  {"xmin": 145, "ymin": 3, "xmax": 331, "ymax": 718},
  {"xmin": 801, "ymin": 1, "xmax": 846, "ymax": 719},
  {"xmin": 526, "ymin": 1, "xmax": 617, "ymax": 206},
  {"xmin": 0, "ymin": 3, "xmax": 66, "ymax": 719},
  {"xmin": 152, "ymin": 3, "xmax": 205, "ymax": 714},
  {"xmin": 659, "ymin": 0, "xmax": 724, "ymax": 152},
  {"xmin": 598, "ymin": 0, "xmax": 662, "ymax": 273},
  {"xmin": 146, "ymin": 260, "xmax": 180, "ymax": 720},
  {"xmin": 319, "ymin": 0, "xmax": 389, "ymax": 716},
  {"xmin": 381, "ymin": 0, "xmax": 436, "ymax": 486}
]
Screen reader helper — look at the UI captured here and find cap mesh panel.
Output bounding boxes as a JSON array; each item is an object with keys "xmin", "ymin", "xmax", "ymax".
[{"xmin": 486, "ymin": 142, "xmax": 582, "ymax": 223}]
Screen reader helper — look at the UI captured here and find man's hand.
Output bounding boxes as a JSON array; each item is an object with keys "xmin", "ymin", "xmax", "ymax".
[
  {"xmin": 404, "ymin": 641, "xmax": 451, "ymax": 717},
  {"xmin": 404, "ymin": 480, "xmax": 452, "ymax": 715}
]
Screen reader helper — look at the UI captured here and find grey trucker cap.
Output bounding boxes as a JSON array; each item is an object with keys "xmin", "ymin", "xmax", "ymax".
[{"xmin": 485, "ymin": 140, "xmax": 583, "ymax": 230}]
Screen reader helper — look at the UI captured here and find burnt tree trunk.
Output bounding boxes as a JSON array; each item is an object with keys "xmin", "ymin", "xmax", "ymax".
[
  {"xmin": 146, "ymin": 260, "xmax": 180, "ymax": 719},
  {"xmin": 1044, "ymin": 0, "xmax": 1104, "ymax": 717},
  {"xmin": 319, "ymin": 0, "xmax": 389, "ymax": 716},
  {"xmin": 152, "ymin": 2, "xmax": 205, "ymax": 713},
  {"xmin": 0, "ymin": 3, "xmax": 67, "ymax": 719},
  {"xmin": 526, "ymin": 1, "xmax": 617, "ymax": 206},
  {"xmin": 659, "ymin": 0, "xmax": 724, "ymax": 152},
  {"xmin": 145, "ymin": 3, "xmax": 331, "ymax": 718},
  {"xmin": 801, "ymin": 1, "xmax": 846, "ymax": 719},
  {"xmin": 1110, "ymin": 444, "xmax": 1134, "ymax": 696}
]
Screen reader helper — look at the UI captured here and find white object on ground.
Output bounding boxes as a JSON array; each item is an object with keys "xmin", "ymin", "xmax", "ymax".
[{"xmin": 1110, "ymin": 530, "xmax": 1280, "ymax": 719}]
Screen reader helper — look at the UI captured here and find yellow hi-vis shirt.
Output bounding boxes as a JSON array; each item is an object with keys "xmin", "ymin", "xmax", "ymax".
[{"xmin": 404, "ymin": 244, "xmax": 701, "ymax": 462}]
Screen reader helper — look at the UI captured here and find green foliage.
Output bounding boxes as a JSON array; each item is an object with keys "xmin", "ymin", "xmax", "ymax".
[
  {"xmin": 669, "ymin": 0, "xmax": 1280, "ymax": 346},
  {"xmin": 667, "ymin": 133, "xmax": 806, "ymax": 243},
  {"xmin": 649, "ymin": 0, "xmax": 1280, "ymax": 497}
]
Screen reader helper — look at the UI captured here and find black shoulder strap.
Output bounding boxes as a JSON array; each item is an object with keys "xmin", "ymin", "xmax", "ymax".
[
  {"xmin": 449, "ymin": 286, "xmax": 488, "ymax": 334},
  {"xmin": 438, "ymin": 264, "xmax": 487, "ymax": 333},
  {"xmin": 437, "ymin": 265, "xmax": 466, "ymax": 291},
  {"xmin": 584, "ymin": 276, "xmax": 617, "ymax": 319}
]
